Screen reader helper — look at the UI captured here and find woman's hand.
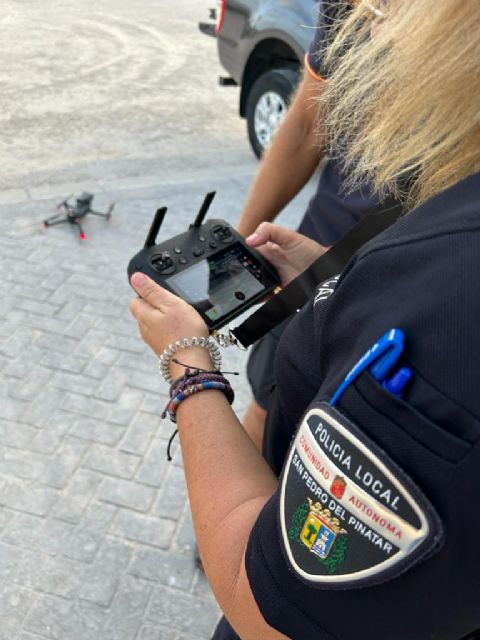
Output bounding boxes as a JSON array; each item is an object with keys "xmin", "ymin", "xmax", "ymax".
[
  {"xmin": 129, "ymin": 273, "xmax": 212, "ymax": 379},
  {"xmin": 246, "ymin": 223, "xmax": 328, "ymax": 287}
]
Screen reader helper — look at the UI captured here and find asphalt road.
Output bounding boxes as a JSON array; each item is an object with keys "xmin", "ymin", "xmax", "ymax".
[{"xmin": 0, "ymin": 0, "xmax": 250, "ymax": 192}]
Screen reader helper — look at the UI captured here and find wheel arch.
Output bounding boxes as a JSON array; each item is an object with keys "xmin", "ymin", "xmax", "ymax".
[{"xmin": 239, "ymin": 38, "xmax": 301, "ymax": 118}]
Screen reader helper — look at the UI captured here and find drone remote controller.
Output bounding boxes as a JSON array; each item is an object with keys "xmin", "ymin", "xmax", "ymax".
[{"xmin": 127, "ymin": 192, "xmax": 280, "ymax": 331}]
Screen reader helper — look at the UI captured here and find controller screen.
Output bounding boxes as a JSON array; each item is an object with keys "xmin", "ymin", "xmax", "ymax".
[{"xmin": 166, "ymin": 243, "xmax": 264, "ymax": 322}]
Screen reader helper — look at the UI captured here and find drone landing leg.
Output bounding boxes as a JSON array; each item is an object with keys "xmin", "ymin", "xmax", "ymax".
[{"xmin": 73, "ymin": 220, "xmax": 86, "ymax": 240}]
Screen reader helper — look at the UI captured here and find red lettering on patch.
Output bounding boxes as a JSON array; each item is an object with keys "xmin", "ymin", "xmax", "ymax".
[
  {"xmin": 299, "ymin": 435, "xmax": 330, "ymax": 481},
  {"xmin": 349, "ymin": 496, "xmax": 402, "ymax": 539}
]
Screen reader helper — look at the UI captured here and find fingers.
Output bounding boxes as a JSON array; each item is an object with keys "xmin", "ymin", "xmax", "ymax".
[
  {"xmin": 130, "ymin": 272, "xmax": 177, "ymax": 310},
  {"xmin": 255, "ymin": 241, "xmax": 288, "ymax": 269},
  {"xmin": 246, "ymin": 223, "xmax": 301, "ymax": 251}
]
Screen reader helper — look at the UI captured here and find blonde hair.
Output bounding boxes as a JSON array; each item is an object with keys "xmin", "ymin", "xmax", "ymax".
[{"xmin": 320, "ymin": 0, "xmax": 480, "ymax": 209}]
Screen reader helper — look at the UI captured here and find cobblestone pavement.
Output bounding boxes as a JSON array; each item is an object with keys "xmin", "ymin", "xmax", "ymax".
[{"xmin": 0, "ymin": 169, "xmax": 314, "ymax": 640}]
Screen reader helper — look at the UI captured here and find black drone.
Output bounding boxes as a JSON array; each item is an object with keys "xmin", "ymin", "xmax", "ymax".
[{"xmin": 44, "ymin": 193, "xmax": 114, "ymax": 240}]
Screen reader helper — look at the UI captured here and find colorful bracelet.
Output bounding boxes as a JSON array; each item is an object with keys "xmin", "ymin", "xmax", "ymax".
[{"xmin": 162, "ymin": 374, "xmax": 234, "ymax": 423}]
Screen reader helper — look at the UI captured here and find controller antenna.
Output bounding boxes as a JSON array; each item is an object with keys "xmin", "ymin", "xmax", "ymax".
[
  {"xmin": 144, "ymin": 207, "xmax": 167, "ymax": 248},
  {"xmin": 191, "ymin": 191, "xmax": 216, "ymax": 229}
]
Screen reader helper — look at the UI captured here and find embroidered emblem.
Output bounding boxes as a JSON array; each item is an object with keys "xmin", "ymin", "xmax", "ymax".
[
  {"xmin": 289, "ymin": 499, "xmax": 348, "ymax": 574},
  {"xmin": 280, "ymin": 403, "xmax": 443, "ymax": 588},
  {"xmin": 330, "ymin": 475, "xmax": 347, "ymax": 499}
]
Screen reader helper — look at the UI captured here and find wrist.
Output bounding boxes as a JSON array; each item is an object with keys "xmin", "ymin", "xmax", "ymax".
[{"xmin": 169, "ymin": 346, "xmax": 214, "ymax": 380}]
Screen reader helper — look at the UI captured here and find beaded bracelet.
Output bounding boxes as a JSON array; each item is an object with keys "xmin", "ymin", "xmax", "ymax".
[{"xmin": 158, "ymin": 337, "xmax": 222, "ymax": 384}]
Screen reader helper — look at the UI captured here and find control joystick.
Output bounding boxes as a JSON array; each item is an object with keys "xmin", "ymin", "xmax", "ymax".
[
  {"xmin": 151, "ymin": 251, "xmax": 175, "ymax": 274},
  {"xmin": 212, "ymin": 224, "xmax": 234, "ymax": 243}
]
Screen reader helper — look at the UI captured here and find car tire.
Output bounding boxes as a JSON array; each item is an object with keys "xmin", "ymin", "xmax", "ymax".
[{"xmin": 246, "ymin": 67, "xmax": 299, "ymax": 158}]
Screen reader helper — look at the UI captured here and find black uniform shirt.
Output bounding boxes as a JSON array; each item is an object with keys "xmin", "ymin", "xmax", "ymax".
[{"xmin": 247, "ymin": 172, "xmax": 480, "ymax": 640}]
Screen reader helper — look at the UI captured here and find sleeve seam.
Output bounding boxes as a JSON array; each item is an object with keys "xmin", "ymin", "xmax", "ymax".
[{"xmin": 304, "ymin": 53, "xmax": 328, "ymax": 83}]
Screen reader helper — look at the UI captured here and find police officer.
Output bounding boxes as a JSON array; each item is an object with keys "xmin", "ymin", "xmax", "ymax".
[
  {"xmin": 130, "ymin": 0, "xmax": 480, "ymax": 638},
  {"xmin": 237, "ymin": 0, "xmax": 394, "ymax": 454}
]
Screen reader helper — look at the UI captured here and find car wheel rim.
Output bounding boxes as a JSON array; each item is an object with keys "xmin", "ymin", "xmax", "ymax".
[{"xmin": 254, "ymin": 91, "xmax": 287, "ymax": 150}]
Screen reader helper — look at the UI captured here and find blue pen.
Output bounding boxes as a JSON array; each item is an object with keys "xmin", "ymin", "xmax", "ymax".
[
  {"xmin": 383, "ymin": 366, "xmax": 413, "ymax": 397},
  {"xmin": 330, "ymin": 328, "xmax": 405, "ymax": 406}
]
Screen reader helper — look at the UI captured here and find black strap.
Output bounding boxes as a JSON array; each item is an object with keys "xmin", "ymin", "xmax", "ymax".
[{"xmin": 231, "ymin": 200, "xmax": 403, "ymax": 347}]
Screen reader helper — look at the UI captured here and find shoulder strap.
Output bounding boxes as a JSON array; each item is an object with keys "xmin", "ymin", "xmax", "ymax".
[{"xmin": 231, "ymin": 199, "xmax": 403, "ymax": 348}]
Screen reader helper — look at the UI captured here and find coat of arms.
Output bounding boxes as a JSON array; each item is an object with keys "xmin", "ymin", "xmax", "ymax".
[{"xmin": 300, "ymin": 498, "xmax": 347, "ymax": 561}]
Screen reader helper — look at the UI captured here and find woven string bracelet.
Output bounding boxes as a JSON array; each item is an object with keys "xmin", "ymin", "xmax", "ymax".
[
  {"xmin": 158, "ymin": 337, "xmax": 222, "ymax": 384},
  {"xmin": 162, "ymin": 367, "xmax": 235, "ymax": 460}
]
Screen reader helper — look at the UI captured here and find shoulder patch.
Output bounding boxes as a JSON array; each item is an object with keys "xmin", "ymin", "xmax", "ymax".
[{"xmin": 280, "ymin": 402, "xmax": 443, "ymax": 589}]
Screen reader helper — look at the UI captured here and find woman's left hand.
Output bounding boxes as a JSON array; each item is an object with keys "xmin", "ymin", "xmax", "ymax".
[{"xmin": 130, "ymin": 272, "xmax": 212, "ymax": 378}]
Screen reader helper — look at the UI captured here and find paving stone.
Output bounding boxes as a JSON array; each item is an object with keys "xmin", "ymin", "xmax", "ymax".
[
  {"xmin": 52, "ymin": 469, "xmax": 103, "ymax": 523},
  {"xmin": 140, "ymin": 392, "xmax": 168, "ymax": 422},
  {"xmin": 98, "ymin": 477, "xmax": 156, "ymax": 512},
  {"xmin": 153, "ymin": 465, "xmax": 187, "ymax": 521},
  {"xmin": 51, "ymin": 371, "xmax": 100, "ymax": 396},
  {"xmin": 74, "ymin": 329, "xmax": 109, "ymax": 358},
  {"xmin": 69, "ymin": 416, "xmax": 125, "ymax": 446},
  {"xmin": 0, "ymin": 584, "xmax": 34, "ymax": 640},
  {"xmin": 41, "ymin": 350, "xmax": 89, "ymax": 374},
  {"xmin": 83, "ymin": 445, "xmax": 141, "ymax": 480},
  {"xmin": 94, "ymin": 368, "xmax": 128, "ymax": 401},
  {"xmin": 61, "ymin": 519, "xmax": 106, "ymax": 563},
  {"xmin": 63, "ymin": 314, "xmax": 98, "ymax": 340},
  {"xmin": 44, "ymin": 437, "xmax": 89, "ymax": 489},
  {"xmin": 107, "ymin": 388, "xmax": 144, "ymax": 426},
  {"xmin": 135, "ymin": 439, "xmax": 170, "ymax": 488},
  {"xmin": 119, "ymin": 411, "xmax": 160, "ymax": 456},
  {"xmin": 32, "ymin": 554, "xmax": 87, "ymax": 598},
  {"xmin": 34, "ymin": 332, "xmax": 78, "ymax": 355},
  {"xmin": 0, "ymin": 477, "xmax": 59, "ymax": 516},
  {"xmin": 0, "ymin": 420, "xmax": 39, "ymax": 449},
  {"xmin": 111, "ymin": 510, "xmax": 176, "ymax": 549},
  {"xmin": 137, "ymin": 625, "xmax": 177, "ymax": 640},
  {"xmin": 78, "ymin": 538, "xmax": 133, "ymax": 607},
  {"xmin": 129, "ymin": 547, "xmax": 195, "ymax": 590},
  {"xmin": 172, "ymin": 508, "xmax": 196, "ymax": 555},
  {"xmin": 0, "ymin": 327, "xmax": 37, "ymax": 359},
  {"xmin": 1, "ymin": 513, "xmax": 75, "ymax": 556},
  {"xmin": 147, "ymin": 587, "xmax": 220, "ymax": 637},
  {"xmin": 19, "ymin": 299, "xmax": 61, "ymax": 317},
  {"xmin": 101, "ymin": 575, "xmax": 153, "ymax": 640},
  {"xmin": 45, "ymin": 409, "xmax": 80, "ymax": 438},
  {"xmin": 106, "ymin": 334, "xmax": 146, "ymax": 354},
  {"xmin": 28, "ymin": 430, "xmax": 62, "ymax": 455},
  {"xmin": 83, "ymin": 500, "xmax": 118, "ymax": 526},
  {"xmin": 24, "ymin": 595, "xmax": 106, "ymax": 640},
  {"xmin": 9, "ymin": 365, "xmax": 52, "ymax": 402},
  {"xmin": 0, "ymin": 445, "xmax": 50, "ymax": 481},
  {"xmin": 22, "ymin": 388, "xmax": 66, "ymax": 429},
  {"xmin": 61, "ymin": 392, "xmax": 111, "ymax": 421},
  {"xmin": 126, "ymin": 369, "xmax": 164, "ymax": 394}
]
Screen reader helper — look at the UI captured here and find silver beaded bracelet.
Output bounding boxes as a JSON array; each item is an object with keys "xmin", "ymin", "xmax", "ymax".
[{"xmin": 158, "ymin": 336, "xmax": 222, "ymax": 383}]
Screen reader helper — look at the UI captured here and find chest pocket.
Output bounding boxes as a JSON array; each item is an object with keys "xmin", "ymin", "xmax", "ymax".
[{"xmin": 342, "ymin": 372, "xmax": 475, "ymax": 464}]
